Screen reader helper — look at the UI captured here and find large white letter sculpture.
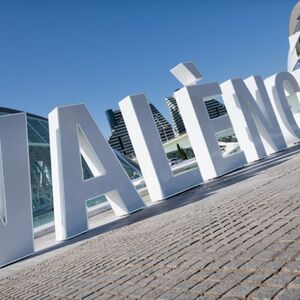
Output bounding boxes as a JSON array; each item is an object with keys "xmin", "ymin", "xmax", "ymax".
[
  {"xmin": 49, "ymin": 104, "xmax": 145, "ymax": 241},
  {"xmin": 221, "ymin": 76, "xmax": 287, "ymax": 163},
  {"xmin": 174, "ymin": 83, "xmax": 247, "ymax": 181},
  {"xmin": 265, "ymin": 72, "xmax": 300, "ymax": 145},
  {"xmin": 119, "ymin": 95, "xmax": 201, "ymax": 202},
  {"xmin": 0, "ymin": 113, "xmax": 33, "ymax": 267}
]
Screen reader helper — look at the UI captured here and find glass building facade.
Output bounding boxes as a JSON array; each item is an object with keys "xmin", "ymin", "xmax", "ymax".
[{"xmin": 0, "ymin": 108, "xmax": 142, "ymax": 228}]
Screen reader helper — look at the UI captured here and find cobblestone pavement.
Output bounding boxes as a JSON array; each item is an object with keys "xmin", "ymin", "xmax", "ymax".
[{"xmin": 1, "ymin": 147, "xmax": 300, "ymax": 299}]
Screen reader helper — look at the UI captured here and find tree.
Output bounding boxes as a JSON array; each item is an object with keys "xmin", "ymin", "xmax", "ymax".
[{"xmin": 176, "ymin": 143, "xmax": 188, "ymax": 161}]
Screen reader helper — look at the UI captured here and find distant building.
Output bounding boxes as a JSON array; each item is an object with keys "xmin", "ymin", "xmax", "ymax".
[
  {"xmin": 166, "ymin": 95, "xmax": 228, "ymax": 136},
  {"xmin": 106, "ymin": 103, "xmax": 174, "ymax": 157},
  {"xmin": 166, "ymin": 96, "xmax": 186, "ymax": 135}
]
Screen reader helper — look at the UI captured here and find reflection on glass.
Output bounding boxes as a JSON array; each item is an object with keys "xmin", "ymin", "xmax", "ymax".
[{"xmin": 0, "ymin": 109, "xmax": 143, "ymax": 228}]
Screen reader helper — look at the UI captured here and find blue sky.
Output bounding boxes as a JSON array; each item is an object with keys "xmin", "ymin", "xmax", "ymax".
[{"xmin": 0, "ymin": 0, "xmax": 297, "ymax": 137}]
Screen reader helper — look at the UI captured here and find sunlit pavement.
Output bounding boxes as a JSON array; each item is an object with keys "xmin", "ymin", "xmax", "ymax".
[{"xmin": 1, "ymin": 146, "xmax": 300, "ymax": 299}]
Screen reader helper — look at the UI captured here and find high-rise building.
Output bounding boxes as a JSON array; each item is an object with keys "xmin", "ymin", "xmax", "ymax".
[
  {"xmin": 166, "ymin": 95, "xmax": 228, "ymax": 136},
  {"xmin": 106, "ymin": 103, "xmax": 175, "ymax": 157},
  {"xmin": 166, "ymin": 96, "xmax": 186, "ymax": 135}
]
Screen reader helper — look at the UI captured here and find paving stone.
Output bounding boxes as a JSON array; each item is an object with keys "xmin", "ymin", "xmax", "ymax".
[
  {"xmin": 174, "ymin": 292, "xmax": 199, "ymax": 300},
  {"xmin": 288, "ymin": 276, "xmax": 300, "ymax": 288},
  {"xmin": 1, "ymin": 148, "xmax": 300, "ymax": 299},
  {"xmin": 173, "ymin": 280, "xmax": 196, "ymax": 291},
  {"xmin": 127, "ymin": 286, "xmax": 154, "ymax": 298},
  {"xmin": 260, "ymin": 261, "xmax": 286, "ymax": 273},
  {"xmin": 142, "ymin": 288, "xmax": 168, "ymax": 299},
  {"xmin": 239, "ymin": 261, "xmax": 265, "ymax": 272},
  {"xmin": 118, "ymin": 285, "xmax": 139, "ymax": 297},
  {"xmin": 190, "ymin": 280, "xmax": 217, "ymax": 294},
  {"xmin": 283, "ymin": 261, "xmax": 300, "ymax": 273},
  {"xmin": 249, "ymin": 286, "xmax": 282, "ymax": 299},
  {"xmin": 264, "ymin": 273, "xmax": 295, "ymax": 288},
  {"xmin": 206, "ymin": 280, "xmax": 237, "ymax": 296},
  {"xmin": 221, "ymin": 272, "xmax": 250, "ymax": 283},
  {"xmin": 274, "ymin": 289, "xmax": 300, "ymax": 300},
  {"xmin": 243, "ymin": 273, "xmax": 273, "ymax": 284},
  {"xmin": 224, "ymin": 284, "xmax": 257, "ymax": 298},
  {"xmin": 156, "ymin": 288, "xmax": 183, "ymax": 299},
  {"xmin": 188, "ymin": 270, "xmax": 214, "ymax": 283},
  {"xmin": 208, "ymin": 271, "xmax": 231, "ymax": 281},
  {"xmin": 222, "ymin": 260, "xmax": 246, "ymax": 271}
]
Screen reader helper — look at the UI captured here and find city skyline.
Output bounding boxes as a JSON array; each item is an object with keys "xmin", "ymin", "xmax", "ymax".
[{"xmin": 0, "ymin": 0, "xmax": 296, "ymax": 138}]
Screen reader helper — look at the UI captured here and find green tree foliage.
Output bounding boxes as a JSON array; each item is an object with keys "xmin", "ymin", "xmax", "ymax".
[{"xmin": 176, "ymin": 143, "xmax": 188, "ymax": 161}]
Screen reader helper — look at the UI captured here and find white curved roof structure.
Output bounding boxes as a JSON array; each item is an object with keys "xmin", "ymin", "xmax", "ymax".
[{"xmin": 288, "ymin": 1, "xmax": 300, "ymax": 72}]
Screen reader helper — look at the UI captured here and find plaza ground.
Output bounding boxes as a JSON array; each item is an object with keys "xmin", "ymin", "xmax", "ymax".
[{"xmin": 1, "ymin": 146, "xmax": 300, "ymax": 299}]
